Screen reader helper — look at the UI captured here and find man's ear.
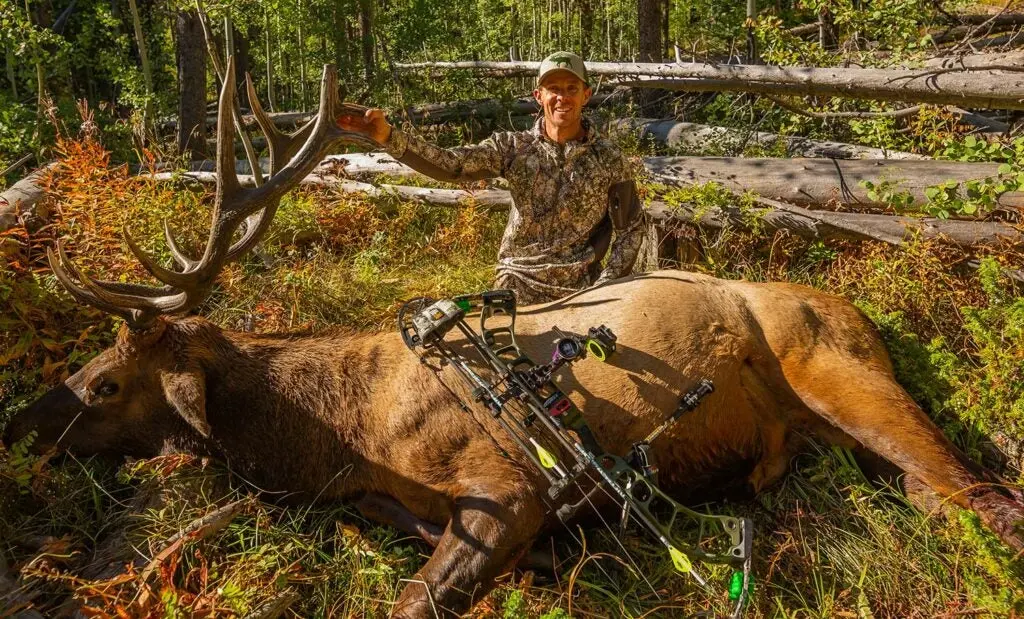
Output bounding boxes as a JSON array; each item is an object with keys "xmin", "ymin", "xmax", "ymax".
[
  {"xmin": 160, "ymin": 366, "xmax": 210, "ymax": 438},
  {"xmin": 582, "ymin": 85, "xmax": 593, "ymax": 105},
  {"xmin": 533, "ymin": 87, "xmax": 543, "ymax": 103}
]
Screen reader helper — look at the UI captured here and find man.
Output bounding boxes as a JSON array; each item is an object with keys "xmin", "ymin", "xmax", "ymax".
[{"xmin": 339, "ymin": 51, "xmax": 646, "ymax": 304}]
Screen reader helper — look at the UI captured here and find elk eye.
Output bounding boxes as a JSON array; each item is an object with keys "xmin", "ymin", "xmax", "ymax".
[{"xmin": 97, "ymin": 382, "xmax": 119, "ymax": 397}]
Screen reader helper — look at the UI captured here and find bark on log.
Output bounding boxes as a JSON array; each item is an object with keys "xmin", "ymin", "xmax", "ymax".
[
  {"xmin": 0, "ymin": 163, "xmax": 57, "ymax": 233},
  {"xmin": 141, "ymin": 172, "xmax": 1022, "ymax": 247},
  {"xmin": 398, "ymin": 60, "xmax": 1024, "ymax": 110},
  {"xmin": 646, "ymin": 156, "xmax": 1024, "ymax": 209},
  {"xmin": 611, "ymin": 118, "xmax": 927, "ymax": 159}
]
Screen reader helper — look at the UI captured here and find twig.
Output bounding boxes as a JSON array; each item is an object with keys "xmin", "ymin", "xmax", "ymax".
[
  {"xmin": 1, "ymin": 153, "xmax": 34, "ymax": 178},
  {"xmin": 134, "ymin": 499, "xmax": 247, "ymax": 605},
  {"xmin": 948, "ymin": 0, "xmax": 1015, "ymax": 53},
  {"xmin": 244, "ymin": 589, "xmax": 301, "ymax": 619}
]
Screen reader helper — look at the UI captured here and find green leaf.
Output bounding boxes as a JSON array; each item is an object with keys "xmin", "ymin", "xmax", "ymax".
[
  {"xmin": 998, "ymin": 163, "xmax": 1012, "ymax": 175},
  {"xmin": 925, "ymin": 187, "xmax": 940, "ymax": 200}
]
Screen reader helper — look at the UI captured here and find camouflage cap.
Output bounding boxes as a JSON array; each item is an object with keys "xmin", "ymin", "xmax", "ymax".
[{"xmin": 537, "ymin": 51, "xmax": 588, "ymax": 86}]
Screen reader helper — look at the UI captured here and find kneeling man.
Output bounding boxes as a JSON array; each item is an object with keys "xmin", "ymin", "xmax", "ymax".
[{"xmin": 341, "ymin": 51, "xmax": 646, "ymax": 304}]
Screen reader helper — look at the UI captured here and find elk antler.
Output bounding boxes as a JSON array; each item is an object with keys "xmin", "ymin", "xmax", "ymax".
[{"xmin": 49, "ymin": 58, "xmax": 377, "ymax": 330}]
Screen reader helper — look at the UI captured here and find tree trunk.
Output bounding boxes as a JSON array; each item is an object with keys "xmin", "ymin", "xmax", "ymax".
[
  {"xmin": 746, "ymin": 0, "xmax": 757, "ymax": 61},
  {"xmin": 646, "ymin": 156, "xmax": 1024, "ymax": 210},
  {"xmin": 127, "ymin": 0, "xmax": 155, "ymax": 123},
  {"xmin": 396, "ymin": 60, "xmax": 1024, "ymax": 110},
  {"xmin": 637, "ymin": 0, "xmax": 662, "ymax": 62},
  {"xmin": 265, "ymin": 11, "xmax": 275, "ymax": 112},
  {"xmin": 4, "ymin": 42, "xmax": 16, "ymax": 98},
  {"xmin": 359, "ymin": 0, "xmax": 374, "ymax": 81},
  {"xmin": 333, "ymin": 1, "xmax": 348, "ymax": 74},
  {"xmin": 233, "ymin": 24, "xmax": 251, "ymax": 110},
  {"xmin": 297, "ymin": 1, "xmax": 307, "ymax": 110},
  {"xmin": 818, "ymin": 5, "xmax": 837, "ymax": 49},
  {"xmin": 661, "ymin": 0, "xmax": 670, "ymax": 59},
  {"xmin": 580, "ymin": 0, "xmax": 594, "ymax": 58},
  {"xmin": 175, "ymin": 10, "xmax": 208, "ymax": 160}
]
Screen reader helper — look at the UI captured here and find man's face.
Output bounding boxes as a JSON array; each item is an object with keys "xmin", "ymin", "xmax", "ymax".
[{"xmin": 534, "ymin": 72, "xmax": 592, "ymax": 131}]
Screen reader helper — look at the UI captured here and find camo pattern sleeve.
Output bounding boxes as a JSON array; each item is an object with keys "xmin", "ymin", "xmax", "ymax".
[
  {"xmin": 597, "ymin": 157, "xmax": 647, "ymax": 284},
  {"xmin": 383, "ymin": 127, "xmax": 513, "ymax": 183}
]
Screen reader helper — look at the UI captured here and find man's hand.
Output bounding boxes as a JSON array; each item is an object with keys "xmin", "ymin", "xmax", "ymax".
[{"xmin": 337, "ymin": 108, "xmax": 392, "ymax": 145}]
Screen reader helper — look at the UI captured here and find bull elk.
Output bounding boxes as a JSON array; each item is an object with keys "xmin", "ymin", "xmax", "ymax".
[{"xmin": 4, "ymin": 61, "xmax": 1024, "ymax": 618}]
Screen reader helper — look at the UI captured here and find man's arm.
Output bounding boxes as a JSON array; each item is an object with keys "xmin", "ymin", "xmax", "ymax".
[
  {"xmin": 384, "ymin": 128, "xmax": 505, "ymax": 183},
  {"xmin": 337, "ymin": 108, "xmax": 506, "ymax": 183},
  {"xmin": 595, "ymin": 179, "xmax": 647, "ymax": 284}
]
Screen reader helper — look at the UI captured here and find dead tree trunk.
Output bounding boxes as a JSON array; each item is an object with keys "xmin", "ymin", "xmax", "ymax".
[
  {"xmin": 175, "ymin": 10, "xmax": 207, "ymax": 160},
  {"xmin": 396, "ymin": 60, "xmax": 1024, "ymax": 110},
  {"xmin": 646, "ymin": 156, "xmax": 1024, "ymax": 210}
]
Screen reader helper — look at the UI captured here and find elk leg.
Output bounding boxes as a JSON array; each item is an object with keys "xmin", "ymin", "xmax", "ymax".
[
  {"xmin": 390, "ymin": 488, "xmax": 543, "ymax": 619},
  {"xmin": 356, "ymin": 492, "xmax": 443, "ymax": 546},
  {"xmin": 782, "ymin": 354, "xmax": 1024, "ymax": 551},
  {"xmin": 356, "ymin": 492, "xmax": 555, "ymax": 573}
]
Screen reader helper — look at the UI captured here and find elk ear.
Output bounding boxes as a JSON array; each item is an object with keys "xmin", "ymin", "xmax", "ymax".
[{"xmin": 160, "ymin": 366, "xmax": 210, "ymax": 439}]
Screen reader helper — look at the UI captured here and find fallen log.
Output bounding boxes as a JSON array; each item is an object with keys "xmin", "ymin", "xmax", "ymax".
[
  {"xmin": 646, "ymin": 156, "xmax": 1024, "ymax": 210},
  {"xmin": 611, "ymin": 118, "xmax": 927, "ymax": 159},
  {"xmin": 398, "ymin": 60, "xmax": 1024, "ymax": 110},
  {"xmin": 0, "ymin": 162, "xmax": 57, "ymax": 233},
  {"xmin": 143, "ymin": 171, "xmax": 1022, "ymax": 247},
  {"xmin": 176, "ymin": 154, "xmax": 1022, "ymax": 212}
]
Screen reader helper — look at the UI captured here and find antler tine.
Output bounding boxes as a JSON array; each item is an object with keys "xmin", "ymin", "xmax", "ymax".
[
  {"xmin": 215, "ymin": 56, "xmax": 241, "ymax": 206},
  {"xmin": 123, "ymin": 224, "xmax": 200, "ymax": 288},
  {"xmin": 47, "ymin": 244, "xmax": 192, "ymax": 330},
  {"xmin": 47, "ymin": 246, "xmax": 141, "ymax": 323},
  {"xmin": 243, "ymin": 65, "xmax": 377, "ymax": 215},
  {"xmin": 246, "ymin": 72, "xmax": 313, "ymax": 174},
  {"xmin": 55, "ymin": 243, "xmax": 186, "ymax": 312},
  {"xmin": 163, "ymin": 219, "xmax": 198, "ymax": 270}
]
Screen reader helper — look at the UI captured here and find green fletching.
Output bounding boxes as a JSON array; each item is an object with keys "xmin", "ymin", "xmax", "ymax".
[
  {"xmin": 668, "ymin": 546, "xmax": 693, "ymax": 574},
  {"xmin": 535, "ymin": 443, "xmax": 558, "ymax": 469}
]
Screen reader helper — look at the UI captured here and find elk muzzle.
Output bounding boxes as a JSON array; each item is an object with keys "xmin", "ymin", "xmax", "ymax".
[{"xmin": 4, "ymin": 383, "xmax": 86, "ymax": 454}]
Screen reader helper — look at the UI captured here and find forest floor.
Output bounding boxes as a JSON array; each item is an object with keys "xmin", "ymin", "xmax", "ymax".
[{"xmin": 0, "ymin": 118, "xmax": 1023, "ymax": 616}]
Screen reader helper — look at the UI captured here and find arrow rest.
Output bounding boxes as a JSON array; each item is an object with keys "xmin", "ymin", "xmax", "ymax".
[{"xmin": 398, "ymin": 290, "xmax": 756, "ymax": 617}]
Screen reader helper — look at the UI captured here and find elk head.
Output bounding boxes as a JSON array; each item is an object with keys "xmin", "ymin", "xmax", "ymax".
[{"xmin": 4, "ymin": 59, "xmax": 374, "ymax": 457}]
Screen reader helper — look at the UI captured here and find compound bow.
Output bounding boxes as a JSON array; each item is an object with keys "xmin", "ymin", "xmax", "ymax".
[{"xmin": 398, "ymin": 290, "xmax": 754, "ymax": 617}]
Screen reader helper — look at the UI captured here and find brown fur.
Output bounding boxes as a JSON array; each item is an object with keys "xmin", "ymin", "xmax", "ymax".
[{"xmin": 6, "ymin": 270, "xmax": 1023, "ymax": 618}]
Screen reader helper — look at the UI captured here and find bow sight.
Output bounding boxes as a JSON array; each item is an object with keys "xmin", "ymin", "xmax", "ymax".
[{"xmin": 399, "ymin": 290, "xmax": 754, "ymax": 617}]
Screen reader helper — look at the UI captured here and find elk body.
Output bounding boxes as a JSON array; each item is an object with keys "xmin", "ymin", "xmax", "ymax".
[{"xmin": 5, "ymin": 63, "xmax": 1024, "ymax": 617}]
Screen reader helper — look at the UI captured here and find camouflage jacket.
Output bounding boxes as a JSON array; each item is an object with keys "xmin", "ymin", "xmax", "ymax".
[{"xmin": 384, "ymin": 117, "xmax": 646, "ymax": 304}]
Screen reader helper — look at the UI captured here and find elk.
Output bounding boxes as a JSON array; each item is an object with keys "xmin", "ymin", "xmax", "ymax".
[{"xmin": 5, "ymin": 62, "xmax": 1024, "ymax": 618}]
